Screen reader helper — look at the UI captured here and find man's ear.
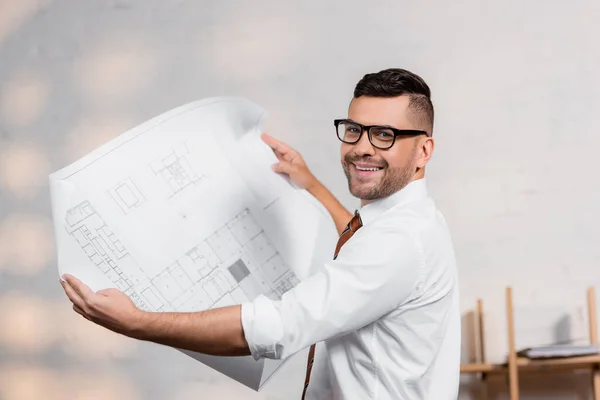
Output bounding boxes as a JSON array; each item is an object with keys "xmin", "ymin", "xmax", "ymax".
[{"xmin": 416, "ymin": 137, "xmax": 434, "ymax": 168}]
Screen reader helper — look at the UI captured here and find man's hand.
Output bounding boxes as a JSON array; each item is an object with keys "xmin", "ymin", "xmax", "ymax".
[
  {"xmin": 261, "ymin": 133, "xmax": 319, "ymax": 191},
  {"xmin": 61, "ymin": 274, "xmax": 249, "ymax": 356},
  {"xmin": 262, "ymin": 133, "xmax": 353, "ymax": 234},
  {"xmin": 60, "ymin": 274, "xmax": 145, "ymax": 337}
]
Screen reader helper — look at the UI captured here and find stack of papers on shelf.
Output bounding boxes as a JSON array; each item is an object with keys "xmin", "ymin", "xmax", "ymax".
[{"xmin": 517, "ymin": 344, "xmax": 600, "ymax": 359}]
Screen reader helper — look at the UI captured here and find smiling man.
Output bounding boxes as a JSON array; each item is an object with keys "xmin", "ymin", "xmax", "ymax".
[{"xmin": 61, "ymin": 68, "xmax": 460, "ymax": 399}]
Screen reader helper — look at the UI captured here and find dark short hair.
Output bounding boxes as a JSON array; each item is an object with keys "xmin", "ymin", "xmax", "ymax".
[{"xmin": 353, "ymin": 68, "xmax": 434, "ymax": 133}]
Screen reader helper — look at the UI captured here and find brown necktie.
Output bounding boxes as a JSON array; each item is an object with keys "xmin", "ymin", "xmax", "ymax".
[{"xmin": 301, "ymin": 210, "xmax": 363, "ymax": 399}]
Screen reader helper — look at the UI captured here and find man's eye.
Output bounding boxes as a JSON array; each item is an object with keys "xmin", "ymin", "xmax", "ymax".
[{"xmin": 375, "ymin": 130, "xmax": 394, "ymax": 139}]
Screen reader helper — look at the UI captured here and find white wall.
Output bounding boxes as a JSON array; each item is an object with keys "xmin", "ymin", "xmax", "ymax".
[{"xmin": 1, "ymin": 0, "xmax": 600, "ymax": 399}]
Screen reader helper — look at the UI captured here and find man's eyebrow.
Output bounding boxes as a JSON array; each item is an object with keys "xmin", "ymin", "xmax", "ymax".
[
  {"xmin": 347, "ymin": 118, "xmax": 397, "ymax": 130},
  {"xmin": 377, "ymin": 124, "xmax": 397, "ymax": 129}
]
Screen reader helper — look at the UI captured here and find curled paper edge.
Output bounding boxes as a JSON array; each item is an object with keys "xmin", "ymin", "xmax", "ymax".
[{"xmin": 48, "ymin": 175, "xmax": 77, "ymax": 281}]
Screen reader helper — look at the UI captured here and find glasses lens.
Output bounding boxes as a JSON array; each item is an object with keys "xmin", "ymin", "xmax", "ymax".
[
  {"xmin": 337, "ymin": 122, "xmax": 362, "ymax": 143},
  {"xmin": 369, "ymin": 127, "xmax": 395, "ymax": 149}
]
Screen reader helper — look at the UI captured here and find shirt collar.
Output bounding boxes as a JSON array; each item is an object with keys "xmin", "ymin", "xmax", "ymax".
[{"xmin": 357, "ymin": 178, "xmax": 429, "ymax": 225}]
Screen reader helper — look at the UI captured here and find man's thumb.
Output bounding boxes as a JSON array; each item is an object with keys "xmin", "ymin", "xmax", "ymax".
[{"xmin": 272, "ymin": 161, "xmax": 293, "ymax": 174}]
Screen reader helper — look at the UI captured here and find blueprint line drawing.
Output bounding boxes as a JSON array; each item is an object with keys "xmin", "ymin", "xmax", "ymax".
[
  {"xmin": 65, "ymin": 201, "xmax": 298, "ymax": 314},
  {"xmin": 65, "ymin": 201, "xmax": 135, "ymax": 292},
  {"xmin": 108, "ymin": 177, "xmax": 147, "ymax": 215},
  {"xmin": 50, "ymin": 97, "xmax": 332, "ymax": 390},
  {"xmin": 149, "ymin": 142, "xmax": 203, "ymax": 198},
  {"xmin": 146, "ymin": 207, "xmax": 299, "ymax": 311}
]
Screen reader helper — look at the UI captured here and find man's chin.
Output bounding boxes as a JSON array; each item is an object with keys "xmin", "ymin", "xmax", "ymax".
[{"xmin": 349, "ymin": 183, "xmax": 378, "ymax": 200}]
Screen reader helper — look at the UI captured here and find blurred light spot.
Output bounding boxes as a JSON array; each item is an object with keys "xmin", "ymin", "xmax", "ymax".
[
  {"xmin": 0, "ymin": 0, "xmax": 47, "ymax": 46},
  {"xmin": 0, "ymin": 367, "xmax": 138, "ymax": 400},
  {"xmin": 0, "ymin": 69, "xmax": 49, "ymax": 127},
  {"xmin": 0, "ymin": 294, "xmax": 139, "ymax": 358},
  {"xmin": 211, "ymin": 13, "xmax": 307, "ymax": 82},
  {"xmin": 61, "ymin": 371, "xmax": 140, "ymax": 400},
  {"xmin": 74, "ymin": 36, "xmax": 157, "ymax": 105},
  {"xmin": 0, "ymin": 214, "xmax": 53, "ymax": 275},
  {"xmin": 58, "ymin": 305, "xmax": 138, "ymax": 361},
  {"xmin": 0, "ymin": 140, "xmax": 50, "ymax": 199},
  {"xmin": 0, "ymin": 293, "xmax": 58, "ymax": 353},
  {"xmin": 64, "ymin": 114, "xmax": 135, "ymax": 161},
  {"xmin": 0, "ymin": 366, "xmax": 65, "ymax": 400}
]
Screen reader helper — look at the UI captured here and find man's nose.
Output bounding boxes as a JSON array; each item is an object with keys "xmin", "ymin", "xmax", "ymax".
[{"xmin": 353, "ymin": 129, "xmax": 376, "ymax": 156}]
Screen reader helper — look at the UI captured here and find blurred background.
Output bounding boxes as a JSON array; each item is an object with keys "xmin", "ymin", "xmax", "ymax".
[{"xmin": 1, "ymin": 0, "xmax": 600, "ymax": 399}]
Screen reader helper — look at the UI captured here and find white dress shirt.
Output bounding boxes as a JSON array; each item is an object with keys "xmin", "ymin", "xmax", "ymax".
[{"xmin": 241, "ymin": 178, "xmax": 461, "ymax": 399}]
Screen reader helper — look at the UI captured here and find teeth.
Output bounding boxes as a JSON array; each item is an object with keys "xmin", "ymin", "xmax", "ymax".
[{"xmin": 356, "ymin": 166, "xmax": 381, "ymax": 171}]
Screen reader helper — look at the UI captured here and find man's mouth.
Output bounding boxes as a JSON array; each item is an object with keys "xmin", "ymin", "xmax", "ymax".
[
  {"xmin": 355, "ymin": 166, "xmax": 382, "ymax": 172},
  {"xmin": 352, "ymin": 163, "xmax": 384, "ymax": 175}
]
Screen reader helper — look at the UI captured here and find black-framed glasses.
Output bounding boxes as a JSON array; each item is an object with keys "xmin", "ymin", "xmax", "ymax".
[{"xmin": 334, "ymin": 119, "xmax": 429, "ymax": 150}]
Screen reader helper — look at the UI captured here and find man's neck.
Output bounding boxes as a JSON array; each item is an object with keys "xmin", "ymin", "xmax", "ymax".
[{"xmin": 360, "ymin": 173, "xmax": 425, "ymax": 208}]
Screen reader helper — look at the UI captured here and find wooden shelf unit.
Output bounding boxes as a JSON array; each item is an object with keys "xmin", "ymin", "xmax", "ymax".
[{"xmin": 460, "ymin": 286, "xmax": 600, "ymax": 400}]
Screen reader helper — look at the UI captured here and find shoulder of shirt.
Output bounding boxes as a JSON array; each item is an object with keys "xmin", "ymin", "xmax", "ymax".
[
  {"xmin": 355, "ymin": 198, "xmax": 440, "ymax": 259},
  {"xmin": 366, "ymin": 196, "xmax": 435, "ymax": 232},
  {"xmin": 350, "ymin": 202, "xmax": 429, "ymax": 255}
]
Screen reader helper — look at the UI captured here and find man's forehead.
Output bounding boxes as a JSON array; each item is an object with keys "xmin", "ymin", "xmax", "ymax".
[{"xmin": 348, "ymin": 95, "xmax": 412, "ymax": 127}]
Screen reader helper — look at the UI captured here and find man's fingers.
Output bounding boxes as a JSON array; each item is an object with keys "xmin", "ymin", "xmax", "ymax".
[
  {"xmin": 272, "ymin": 161, "xmax": 293, "ymax": 175},
  {"xmin": 262, "ymin": 134, "xmax": 300, "ymax": 164},
  {"xmin": 274, "ymin": 149, "xmax": 285, "ymax": 160},
  {"xmin": 261, "ymin": 133, "xmax": 295, "ymax": 157},
  {"xmin": 97, "ymin": 288, "xmax": 122, "ymax": 297},
  {"xmin": 73, "ymin": 304, "xmax": 90, "ymax": 320},
  {"xmin": 63, "ymin": 274, "xmax": 95, "ymax": 301},
  {"xmin": 61, "ymin": 279, "xmax": 85, "ymax": 309}
]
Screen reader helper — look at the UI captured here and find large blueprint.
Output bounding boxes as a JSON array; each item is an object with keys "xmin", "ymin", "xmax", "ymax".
[{"xmin": 48, "ymin": 97, "xmax": 337, "ymax": 390}]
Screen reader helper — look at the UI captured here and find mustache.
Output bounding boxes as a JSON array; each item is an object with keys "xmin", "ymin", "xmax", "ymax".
[{"xmin": 343, "ymin": 155, "xmax": 388, "ymax": 168}]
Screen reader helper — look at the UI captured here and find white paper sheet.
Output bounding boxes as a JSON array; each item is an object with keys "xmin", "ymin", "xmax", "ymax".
[{"xmin": 49, "ymin": 97, "xmax": 337, "ymax": 390}]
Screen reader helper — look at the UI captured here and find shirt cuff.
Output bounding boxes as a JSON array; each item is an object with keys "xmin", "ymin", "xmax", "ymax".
[{"xmin": 240, "ymin": 295, "xmax": 284, "ymax": 360}]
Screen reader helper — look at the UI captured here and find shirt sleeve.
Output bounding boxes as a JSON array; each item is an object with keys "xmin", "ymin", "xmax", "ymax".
[{"xmin": 240, "ymin": 224, "xmax": 423, "ymax": 360}]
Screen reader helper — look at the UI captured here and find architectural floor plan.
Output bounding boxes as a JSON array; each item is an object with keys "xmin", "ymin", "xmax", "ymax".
[
  {"xmin": 66, "ymin": 199, "xmax": 298, "ymax": 314},
  {"xmin": 149, "ymin": 142, "xmax": 204, "ymax": 199},
  {"xmin": 49, "ymin": 98, "xmax": 332, "ymax": 391}
]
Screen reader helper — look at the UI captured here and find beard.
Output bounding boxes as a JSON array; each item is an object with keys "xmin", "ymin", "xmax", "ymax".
[{"xmin": 342, "ymin": 153, "xmax": 417, "ymax": 201}]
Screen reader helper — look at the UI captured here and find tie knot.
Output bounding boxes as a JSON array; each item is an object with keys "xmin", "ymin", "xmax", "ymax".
[{"xmin": 349, "ymin": 211, "xmax": 362, "ymax": 232}]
